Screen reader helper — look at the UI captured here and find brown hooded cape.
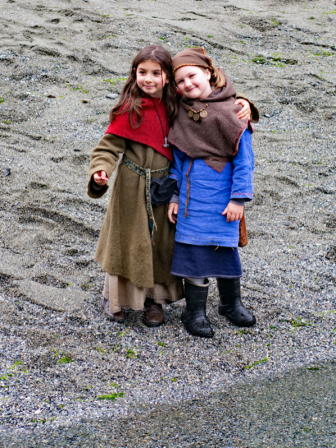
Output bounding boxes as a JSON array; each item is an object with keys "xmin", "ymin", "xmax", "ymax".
[{"xmin": 168, "ymin": 75, "xmax": 250, "ymax": 172}]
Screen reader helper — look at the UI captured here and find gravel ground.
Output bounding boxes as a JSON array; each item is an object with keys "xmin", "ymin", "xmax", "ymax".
[
  {"xmin": 0, "ymin": 0, "xmax": 335, "ymax": 444},
  {"xmin": 2, "ymin": 361, "xmax": 336, "ymax": 447}
]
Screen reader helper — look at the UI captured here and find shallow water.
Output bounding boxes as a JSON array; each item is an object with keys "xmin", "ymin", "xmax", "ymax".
[{"xmin": 3, "ymin": 362, "xmax": 336, "ymax": 447}]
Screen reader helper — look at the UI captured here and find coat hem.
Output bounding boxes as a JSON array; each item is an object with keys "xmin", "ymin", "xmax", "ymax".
[{"xmin": 94, "ymin": 257, "xmax": 156, "ymax": 289}]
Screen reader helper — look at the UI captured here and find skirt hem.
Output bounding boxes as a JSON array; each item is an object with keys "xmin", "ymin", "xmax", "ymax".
[{"xmin": 171, "ymin": 271, "xmax": 242, "ymax": 279}]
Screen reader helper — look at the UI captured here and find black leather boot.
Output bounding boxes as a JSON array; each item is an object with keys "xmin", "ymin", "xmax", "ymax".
[
  {"xmin": 217, "ymin": 278, "xmax": 256, "ymax": 327},
  {"xmin": 181, "ymin": 279, "xmax": 214, "ymax": 338}
]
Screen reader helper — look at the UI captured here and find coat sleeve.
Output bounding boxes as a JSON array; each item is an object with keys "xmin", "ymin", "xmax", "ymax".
[
  {"xmin": 87, "ymin": 133, "xmax": 126, "ymax": 199},
  {"xmin": 230, "ymin": 129, "xmax": 254, "ymax": 202}
]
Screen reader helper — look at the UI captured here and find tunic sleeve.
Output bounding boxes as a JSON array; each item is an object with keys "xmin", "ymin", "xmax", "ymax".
[
  {"xmin": 87, "ymin": 133, "xmax": 126, "ymax": 199},
  {"xmin": 230, "ymin": 129, "xmax": 254, "ymax": 202},
  {"xmin": 169, "ymin": 146, "xmax": 187, "ymax": 194}
]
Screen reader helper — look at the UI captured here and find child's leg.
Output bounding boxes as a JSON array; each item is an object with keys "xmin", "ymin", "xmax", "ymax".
[
  {"xmin": 102, "ymin": 273, "xmax": 125, "ymax": 323},
  {"xmin": 186, "ymin": 277, "xmax": 206, "ymax": 286},
  {"xmin": 181, "ymin": 278, "xmax": 214, "ymax": 338},
  {"xmin": 217, "ymin": 278, "xmax": 256, "ymax": 327}
]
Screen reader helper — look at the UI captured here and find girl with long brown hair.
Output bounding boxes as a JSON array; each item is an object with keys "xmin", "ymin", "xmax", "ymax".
[{"xmin": 88, "ymin": 45, "xmax": 252, "ymax": 327}]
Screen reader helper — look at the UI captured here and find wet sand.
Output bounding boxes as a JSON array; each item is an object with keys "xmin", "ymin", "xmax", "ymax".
[{"xmin": 3, "ymin": 361, "xmax": 336, "ymax": 447}]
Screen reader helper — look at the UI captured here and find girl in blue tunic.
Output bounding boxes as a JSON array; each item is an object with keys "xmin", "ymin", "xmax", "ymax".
[{"xmin": 168, "ymin": 48, "xmax": 257, "ymax": 338}]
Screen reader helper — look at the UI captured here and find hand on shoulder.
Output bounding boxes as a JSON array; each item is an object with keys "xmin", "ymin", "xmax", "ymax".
[{"xmin": 235, "ymin": 99, "xmax": 251, "ymax": 120}]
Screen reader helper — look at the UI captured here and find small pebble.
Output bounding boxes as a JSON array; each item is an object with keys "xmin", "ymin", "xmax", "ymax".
[{"xmin": 106, "ymin": 93, "xmax": 119, "ymax": 99}]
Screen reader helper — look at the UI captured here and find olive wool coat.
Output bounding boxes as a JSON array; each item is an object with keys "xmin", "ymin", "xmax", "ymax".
[{"xmin": 87, "ymin": 134, "xmax": 178, "ymax": 289}]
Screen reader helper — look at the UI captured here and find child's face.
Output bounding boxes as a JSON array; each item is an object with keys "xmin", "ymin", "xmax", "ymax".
[
  {"xmin": 174, "ymin": 66, "xmax": 212, "ymax": 100},
  {"xmin": 136, "ymin": 60, "xmax": 169, "ymax": 98}
]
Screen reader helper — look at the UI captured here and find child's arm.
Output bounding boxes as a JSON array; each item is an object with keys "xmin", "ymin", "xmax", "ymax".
[
  {"xmin": 88, "ymin": 134, "xmax": 126, "ymax": 199},
  {"xmin": 93, "ymin": 171, "xmax": 109, "ymax": 186},
  {"xmin": 168, "ymin": 202, "xmax": 179, "ymax": 224},
  {"xmin": 215, "ymin": 68, "xmax": 258, "ymax": 122},
  {"xmin": 167, "ymin": 147, "xmax": 186, "ymax": 223},
  {"xmin": 223, "ymin": 129, "xmax": 254, "ymax": 222},
  {"xmin": 236, "ymin": 95, "xmax": 259, "ymax": 123},
  {"xmin": 169, "ymin": 147, "xmax": 186, "ymax": 194},
  {"xmin": 235, "ymin": 98, "xmax": 251, "ymax": 121}
]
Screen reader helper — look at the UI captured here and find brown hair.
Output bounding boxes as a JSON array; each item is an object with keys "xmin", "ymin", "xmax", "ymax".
[
  {"xmin": 198, "ymin": 66, "xmax": 226, "ymax": 88},
  {"xmin": 109, "ymin": 45, "xmax": 178, "ymax": 127},
  {"xmin": 209, "ymin": 66, "xmax": 226, "ymax": 88}
]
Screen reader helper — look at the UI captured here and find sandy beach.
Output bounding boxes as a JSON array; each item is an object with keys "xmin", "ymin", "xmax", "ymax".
[{"xmin": 0, "ymin": 0, "xmax": 335, "ymax": 445}]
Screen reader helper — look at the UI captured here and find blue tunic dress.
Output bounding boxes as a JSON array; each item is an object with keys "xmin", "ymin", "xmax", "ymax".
[{"xmin": 169, "ymin": 129, "xmax": 254, "ymax": 278}]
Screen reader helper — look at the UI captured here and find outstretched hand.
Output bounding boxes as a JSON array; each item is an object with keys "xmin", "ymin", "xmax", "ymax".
[
  {"xmin": 223, "ymin": 202, "xmax": 244, "ymax": 222},
  {"xmin": 168, "ymin": 202, "xmax": 179, "ymax": 224},
  {"xmin": 93, "ymin": 170, "xmax": 109, "ymax": 186},
  {"xmin": 235, "ymin": 98, "xmax": 251, "ymax": 120}
]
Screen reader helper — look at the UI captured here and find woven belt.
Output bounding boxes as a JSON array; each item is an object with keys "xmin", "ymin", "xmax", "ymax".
[{"xmin": 122, "ymin": 154, "xmax": 169, "ymax": 244}]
